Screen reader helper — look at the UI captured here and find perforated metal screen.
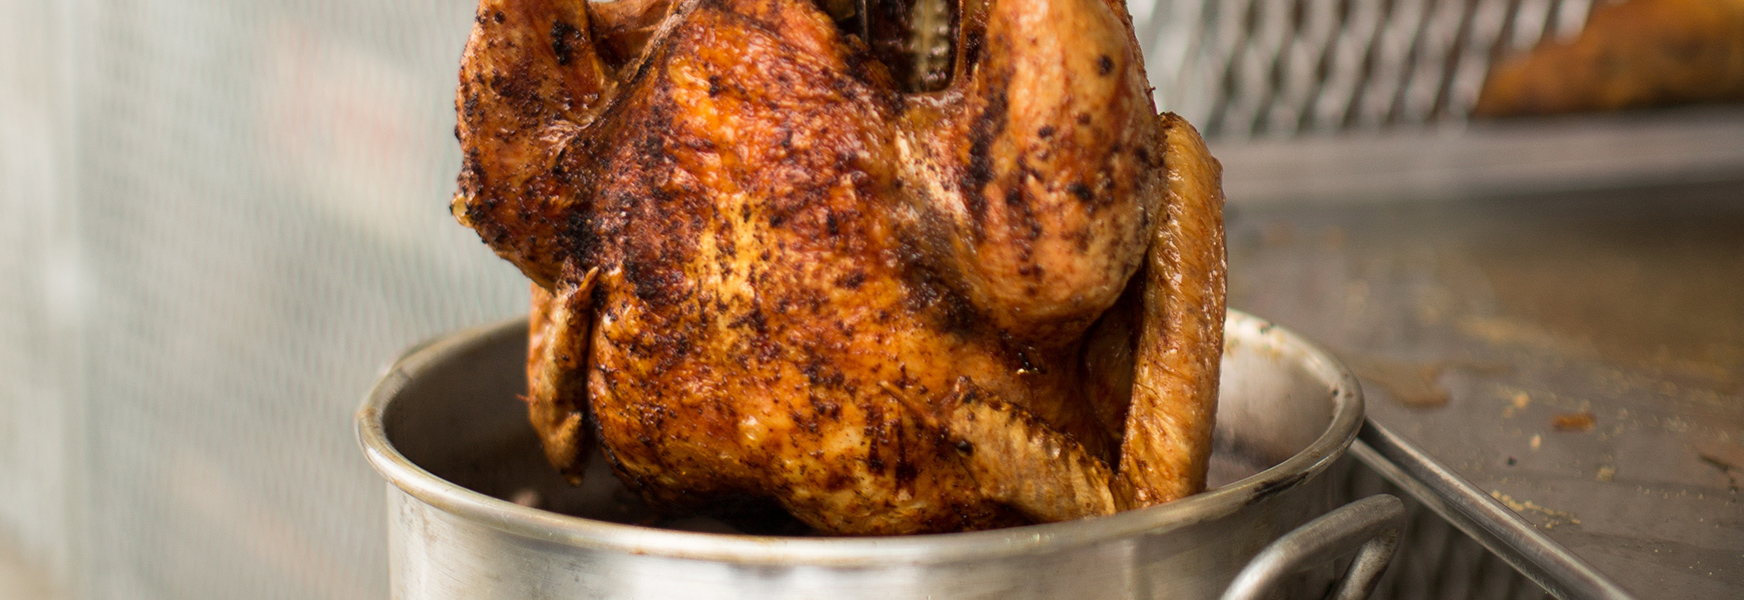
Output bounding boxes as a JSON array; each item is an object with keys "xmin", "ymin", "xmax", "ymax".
[
  {"xmin": 1136, "ymin": 0, "xmax": 1598, "ymax": 136},
  {"xmin": 0, "ymin": 0, "xmax": 1586, "ymax": 597},
  {"xmin": 2, "ymin": 1, "xmax": 525, "ymax": 598}
]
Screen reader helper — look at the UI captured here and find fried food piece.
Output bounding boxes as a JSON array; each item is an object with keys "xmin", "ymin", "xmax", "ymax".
[{"xmin": 1475, "ymin": 0, "xmax": 1744, "ymax": 117}]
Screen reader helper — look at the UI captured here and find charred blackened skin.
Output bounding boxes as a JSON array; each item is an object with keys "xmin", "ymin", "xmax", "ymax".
[
  {"xmin": 837, "ymin": 270, "xmax": 867, "ymax": 289},
  {"xmin": 961, "ymin": 27, "xmax": 985, "ymax": 71},
  {"xmin": 1067, "ymin": 182, "xmax": 1093, "ymax": 202},
  {"xmin": 552, "ymin": 21, "xmax": 585, "ymax": 66},
  {"xmin": 899, "ymin": 255, "xmax": 983, "ymax": 337},
  {"xmin": 963, "ymin": 86, "xmax": 1010, "ymax": 233},
  {"xmin": 454, "ymin": 0, "xmax": 1225, "ymax": 536},
  {"xmin": 562, "ymin": 210, "xmax": 602, "ymax": 265}
]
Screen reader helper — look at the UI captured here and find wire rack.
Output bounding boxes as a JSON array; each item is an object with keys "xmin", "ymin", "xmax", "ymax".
[
  {"xmin": 1326, "ymin": 454, "xmax": 1554, "ymax": 600},
  {"xmin": 2, "ymin": 1, "xmax": 527, "ymax": 598},
  {"xmin": 1137, "ymin": 0, "xmax": 1603, "ymax": 137}
]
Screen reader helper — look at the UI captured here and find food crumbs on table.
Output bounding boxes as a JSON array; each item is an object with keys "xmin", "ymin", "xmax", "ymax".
[{"xmin": 1551, "ymin": 411, "xmax": 1595, "ymax": 432}]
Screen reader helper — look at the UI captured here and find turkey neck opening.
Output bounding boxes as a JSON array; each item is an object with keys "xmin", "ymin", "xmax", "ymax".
[
  {"xmin": 859, "ymin": 0, "xmax": 962, "ymax": 92},
  {"xmin": 796, "ymin": 0, "xmax": 976, "ymax": 93}
]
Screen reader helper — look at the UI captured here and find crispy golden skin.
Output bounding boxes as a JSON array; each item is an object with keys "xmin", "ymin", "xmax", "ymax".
[
  {"xmin": 1475, "ymin": 0, "xmax": 1744, "ymax": 117},
  {"xmin": 453, "ymin": 0, "xmax": 1225, "ymax": 534}
]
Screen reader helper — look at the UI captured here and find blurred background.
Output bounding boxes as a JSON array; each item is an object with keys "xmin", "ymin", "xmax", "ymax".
[
  {"xmin": 1, "ymin": 2, "xmax": 524, "ymax": 598},
  {"xmin": 1, "ymin": 0, "xmax": 1740, "ymax": 598}
]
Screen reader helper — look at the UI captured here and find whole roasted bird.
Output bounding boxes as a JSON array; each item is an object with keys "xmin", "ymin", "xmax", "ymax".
[{"xmin": 451, "ymin": 0, "xmax": 1226, "ymax": 535}]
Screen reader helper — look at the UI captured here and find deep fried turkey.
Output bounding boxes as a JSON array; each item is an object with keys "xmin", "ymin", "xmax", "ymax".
[{"xmin": 452, "ymin": 0, "xmax": 1225, "ymax": 535}]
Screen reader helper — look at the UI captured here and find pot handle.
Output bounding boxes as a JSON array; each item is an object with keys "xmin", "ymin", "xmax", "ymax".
[{"xmin": 1219, "ymin": 494, "xmax": 1406, "ymax": 600}]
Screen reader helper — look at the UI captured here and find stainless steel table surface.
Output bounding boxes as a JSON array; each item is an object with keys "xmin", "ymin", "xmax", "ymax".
[{"xmin": 1221, "ymin": 181, "xmax": 1744, "ymax": 599}]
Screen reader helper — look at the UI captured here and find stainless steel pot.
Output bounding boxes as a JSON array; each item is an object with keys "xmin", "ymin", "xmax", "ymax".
[{"xmin": 357, "ymin": 310, "xmax": 1403, "ymax": 599}]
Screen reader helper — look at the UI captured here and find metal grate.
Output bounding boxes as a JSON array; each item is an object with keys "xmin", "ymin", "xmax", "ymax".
[
  {"xmin": 1326, "ymin": 455, "xmax": 1553, "ymax": 600},
  {"xmin": 2, "ymin": 0, "xmax": 526, "ymax": 598},
  {"xmin": 1132, "ymin": 0, "xmax": 1603, "ymax": 137}
]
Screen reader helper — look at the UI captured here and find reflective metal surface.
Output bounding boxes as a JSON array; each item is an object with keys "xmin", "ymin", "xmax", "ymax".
[
  {"xmin": 358, "ymin": 310, "xmax": 1370, "ymax": 599},
  {"xmin": 1229, "ymin": 188, "xmax": 1744, "ymax": 599},
  {"xmin": 1353, "ymin": 424, "xmax": 1633, "ymax": 600},
  {"xmin": 1221, "ymin": 494, "xmax": 1406, "ymax": 600},
  {"xmin": 1213, "ymin": 106, "xmax": 1744, "ymax": 207},
  {"xmin": 1137, "ymin": 0, "xmax": 1598, "ymax": 137}
]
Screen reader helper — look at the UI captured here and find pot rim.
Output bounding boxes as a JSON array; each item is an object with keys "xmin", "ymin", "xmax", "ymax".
[{"xmin": 356, "ymin": 309, "xmax": 1362, "ymax": 567}]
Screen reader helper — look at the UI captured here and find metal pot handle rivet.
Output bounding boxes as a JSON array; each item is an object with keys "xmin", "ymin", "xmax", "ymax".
[{"xmin": 1218, "ymin": 494, "xmax": 1407, "ymax": 600}]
